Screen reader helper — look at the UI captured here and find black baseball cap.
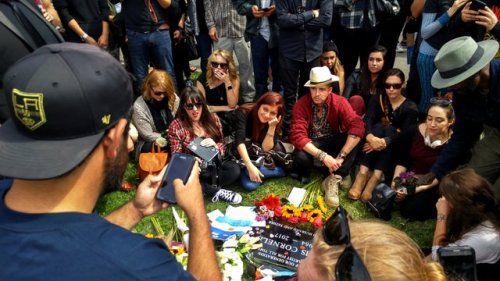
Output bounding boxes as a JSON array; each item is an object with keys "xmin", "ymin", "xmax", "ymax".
[{"xmin": 0, "ymin": 43, "xmax": 133, "ymax": 180}]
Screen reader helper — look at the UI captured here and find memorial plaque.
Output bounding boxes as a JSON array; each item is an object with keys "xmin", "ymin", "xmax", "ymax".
[{"xmin": 252, "ymin": 220, "xmax": 314, "ymax": 270}]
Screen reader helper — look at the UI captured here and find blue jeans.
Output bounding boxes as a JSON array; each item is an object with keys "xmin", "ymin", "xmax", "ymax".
[
  {"xmin": 126, "ymin": 29, "xmax": 176, "ymax": 95},
  {"xmin": 251, "ymin": 35, "xmax": 282, "ymax": 98},
  {"xmin": 196, "ymin": 32, "xmax": 213, "ymax": 74},
  {"xmin": 240, "ymin": 166, "xmax": 285, "ymax": 191}
]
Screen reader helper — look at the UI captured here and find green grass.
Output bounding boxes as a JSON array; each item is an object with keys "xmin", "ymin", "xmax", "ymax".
[{"xmin": 96, "ymin": 161, "xmax": 435, "ymax": 249}]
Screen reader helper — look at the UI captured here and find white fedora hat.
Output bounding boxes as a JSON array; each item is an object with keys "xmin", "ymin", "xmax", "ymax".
[
  {"xmin": 304, "ymin": 66, "xmax": 339, "ymax": 87},
  {"xmin": 431, "ymin": 36, "xmax": 499, "ymax": 89}
]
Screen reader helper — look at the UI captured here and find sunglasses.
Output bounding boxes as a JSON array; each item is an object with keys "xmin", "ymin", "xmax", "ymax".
[
  {"xmin": 211, "ymin": 62, "xmax": 228, "ymax": 69},
  {"xmin": 184, "ymin": 102, "xmax": 204, "ymax": 110},
  {"xmin": 323, "ymin": 206, "xmax": 371, "ymax": 281},
  {"xmin": 150, "ymin": 85, "xmax": 167, "ymax": 96},
  {"xmin": 429, "ymin": 97, "xmax": 452, "ymax": 106},
  {"xmin": 384, "ymin": 83, "xmax": 403, "ymax": 90}
]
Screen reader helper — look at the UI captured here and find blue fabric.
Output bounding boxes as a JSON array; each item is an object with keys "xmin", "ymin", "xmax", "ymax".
[
  {"xmin": 250, "ymin": 34, "xmax": 282, "ymax": 98},
  {"xmin": 417, "ymin": 52, "xmax": 438, "ymax": 113},
  {"xmin": 0, "ymin": 184, "xmax": 194, "ymax": 281},
  {"xmin": 196, "ymin": 32, "xmax": 213, "ymax": 74},
  {"xmin": 241, "ymin": 166, "xmax": 285, "ymax": 191},
  {"xmin": 126, "ymin": 29, "xmax": 176, "ymax": 94}
]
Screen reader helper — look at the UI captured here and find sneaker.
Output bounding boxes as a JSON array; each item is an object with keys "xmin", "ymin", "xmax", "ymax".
[
  {"xmin": 321, "ymin": 174, "xmax": 342, "ymax": 208},
  {"xmin": 212, "ymin": 188, "xmax": 242, "ymax": 204},
  {"xmin": 396, "ymin": 43, "xmax": 406, "ymax": 53}
]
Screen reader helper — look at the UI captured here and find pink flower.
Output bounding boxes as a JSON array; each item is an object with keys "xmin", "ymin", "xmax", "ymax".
[
  {"xmin": 299, "ymin": 212, "xmax": 309, "ymax": 222},
  {"xmin": 313, "ymin": 217, "xmax": 323, "ymax": 228},
  {"xmin": 274, "ymin": 206, "xmax": 283, "ymax": 217},
  {"xmin": 287, "ymin": 216, "xmax": 299, "ymax": 224}
]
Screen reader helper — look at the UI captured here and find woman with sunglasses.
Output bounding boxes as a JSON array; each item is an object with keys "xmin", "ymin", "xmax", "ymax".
[
  {"xmin": 349, "ymin": 68, "xmax": 419, "ymax": 202},
  {"xmin": 394, "ymin": 98, "xmax": 455, "ymax": 221},
  {"xmin": 196, "ymin": 48, "xmax": 240, "ymax": 135},
  {"xmin": 343, "ymin": 45, "xmax": 389, "ymax": 115},
  {"xmin": 234, "ymin": 92, "xmax": 286, "ymax": 190},
  {"xmin": 132, "ymin": 69, "xmax": 179, "ymax": 157},
  {"xmin": 297, "ymin": 206, "xmax": 447, "ymax": 281},
  {"xmin": 431, "ymin": 169, "xmax": 500, "ymax": 273},
  {"xmin": 168, "ymin": 86, "xmax": 242, "ymax": 204}
]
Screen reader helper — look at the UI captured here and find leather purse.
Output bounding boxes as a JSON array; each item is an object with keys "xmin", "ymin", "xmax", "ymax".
[
  {"xmin": 366, "ymin": 183, "xmax": 396, "ymax": 221},
  {"xmin": 138, "ymin": 144, "xmax": 168, "ymax": 175}
]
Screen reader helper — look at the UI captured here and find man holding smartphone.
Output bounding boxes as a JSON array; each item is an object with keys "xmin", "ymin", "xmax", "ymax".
[{"xmin": 0, "ymin": 43, "xmax": 221, "ymax": 281}]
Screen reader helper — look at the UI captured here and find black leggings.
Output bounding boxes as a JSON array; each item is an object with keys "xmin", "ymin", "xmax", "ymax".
[{"xmin": 200, "ymin": 160, "xmax": 241, "ymax": 196}]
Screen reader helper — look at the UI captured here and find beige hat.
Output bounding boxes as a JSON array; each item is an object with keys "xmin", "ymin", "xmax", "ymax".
[
  {"xmin": 431, "ymin": 36, "xmax": 499, "ymax": 89},
  {"xmin": 304, "ymin": 66, "xmax": 339, "ymax": 87}
]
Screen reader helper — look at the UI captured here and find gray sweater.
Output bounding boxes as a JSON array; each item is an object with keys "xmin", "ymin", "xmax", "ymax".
[{"xmin": 132, "ymin": 95, "xmax": 180, "ymax": 142}]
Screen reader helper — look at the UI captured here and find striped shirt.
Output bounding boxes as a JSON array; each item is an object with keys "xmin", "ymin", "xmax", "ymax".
[{"xmin": 204, "ymin": 0, "xmax": 246, "ymax": 38}]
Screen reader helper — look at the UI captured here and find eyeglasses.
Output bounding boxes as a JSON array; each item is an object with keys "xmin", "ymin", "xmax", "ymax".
[
  {"xmin": 384, "ymin": 83, "xmax": 403, "ymax": 90},
  {"xmin": 150, "ymin": 85, "xmax": 167, "ymax": 96},
  {"xmin": 323, "ymin": 206, "xmax": 372, "ymax": 281},
  {"xmin": 184, "ymin": 102, "xmax": 204, "ymax": 110},
  {"xmin": 211, "ymin": 62, "xmax": 228, "ymax": 69},
  {"xmin": 429, "ymin": 97, "xmax": 452, "ymax": 106}
]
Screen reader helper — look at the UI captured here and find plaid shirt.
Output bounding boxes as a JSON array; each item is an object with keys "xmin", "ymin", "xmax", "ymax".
[
  {"xmin": 204, "ymin": 0, "xmax": 246, "ymax": 38},
  {"xmin": 334, "ymin": 0, "xmax": 378, "ymax": 29},
  {"xmin": 167, "ymin": 115, "xmax": 226, "ymax": 155}
]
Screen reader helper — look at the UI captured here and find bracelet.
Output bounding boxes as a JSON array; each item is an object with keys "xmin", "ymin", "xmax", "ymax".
[
  {"xmin": 437, "ymin": 214, "xmax": 447, "ymax": 221},
  {"xmin": 315, "ymin": 149, "xmax": 323, "ymax": 160},
  {"xmin": 318, "ymin": 152, "xmax": 327, "ymax": 162},
  {"xmin": 80, "ymin": 33, "xmax": 88, "ymax": 42},
  {"xmin": 337, "ymin": 151, "xmax": 348, "ymax": 160}
]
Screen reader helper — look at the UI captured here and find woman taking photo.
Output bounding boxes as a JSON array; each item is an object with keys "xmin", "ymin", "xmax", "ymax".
[
  {"xmin": 343, "ymin": 45, "xmax": 389, "ymax": 114},
  {"xmin": 132, "ymin": 69, "xmax": 179, "ymax": 157},
  {"xmin": 348, "ymin": 68, "xmax": 419, "ymax": 202},
  {"xmin": 234, "ymin": 92, "xmax": 286, "ymax": 191},
  {"xmin": 168, "ymin": 86, "xmax": 242, "ymax": 204},
  {"xmin": 432, "ymin": 169, "xmax": 500, "ymax": 273},
  {"xmin": 196, "ymin": 48, "xmax": 240, "ymax": 135},
  {"xmin": 395, "ymin": 98, "xmax": 455, "ymax": 221}
]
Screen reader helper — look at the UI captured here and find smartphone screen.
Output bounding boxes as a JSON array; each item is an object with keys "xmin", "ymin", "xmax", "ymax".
[
  {"xmin": 156, "ymin": 153, "xmax": 195, "ymax": 204},
  {"xmin": 438, "ymin": 246, "xmax": 477, "ymax": 281}
]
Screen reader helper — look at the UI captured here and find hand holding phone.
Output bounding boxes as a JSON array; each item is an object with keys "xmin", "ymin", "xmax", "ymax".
[
  {"xmin": 156, "ymin": 153, "xmax": 196, "ymax": 204},
  {"xmin": 470, "ymin": 0, "xmax": 486, "ymax": 11},
  {"xmin": 261, "ymin": 7, "xmax": 270, "ymax": 12},
  {"xmin": 438, "ymin": 246, "xmax": 477, "ymax": 281}
]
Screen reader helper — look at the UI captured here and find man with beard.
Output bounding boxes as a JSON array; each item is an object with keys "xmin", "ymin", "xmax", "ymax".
[
  {"xmin": 419, "ymin": 36, "xmax": 500, "ymax": 204},
  {"xmin": 0, "ymin": 43, "xmax": 221, "ymax": 281}
]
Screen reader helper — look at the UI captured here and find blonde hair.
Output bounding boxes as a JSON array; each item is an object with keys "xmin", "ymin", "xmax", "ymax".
[
  {"xmin": 206, "ymin": 48, "xmax": 238, "ymax": 84},
  {"xmin": 311, "ymin": 220, "xmax": 447, "ymax": 281},
  {"xmin": 141, "ymin": 69, "xmax": 176, "ymax": 110}
]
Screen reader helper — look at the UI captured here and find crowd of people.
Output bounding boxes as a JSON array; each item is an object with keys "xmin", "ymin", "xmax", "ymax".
[{"xmin": 1, "ymin": 0, "xmax": 500, "ymax": 280}]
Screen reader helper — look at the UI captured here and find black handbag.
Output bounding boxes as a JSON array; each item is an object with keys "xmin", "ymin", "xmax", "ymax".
[
  {"xmin": 375, "ymin": 0, "xmax": 400, "ymax": 20},
  {"xmin": 366, "ymin": 183, "xmax": 396, "ymax": 221},
  {"xmin": 183, "ymin": 21, "xmax": 199, "ymax": 61}
]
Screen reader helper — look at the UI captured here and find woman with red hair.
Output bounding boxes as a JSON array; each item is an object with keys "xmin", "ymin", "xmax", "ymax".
[{"xmin": 234, "ymin": 92, "xmax": 286, "ymax": 190}]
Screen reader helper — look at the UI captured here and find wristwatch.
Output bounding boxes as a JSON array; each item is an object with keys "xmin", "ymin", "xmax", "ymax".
[
  {"xmin": 80, "ymin": 33, "xmax": 88, "ymax": 42},
  {"xmin": 337, "ymin": 151, "xmax": 348, "ymax": 160}
]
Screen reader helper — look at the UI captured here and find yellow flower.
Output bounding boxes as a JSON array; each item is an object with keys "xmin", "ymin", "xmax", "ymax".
[
  {"xmin": 281, "ymin": 205, "xmax": 300, "ymax": 219},
  {"xmin": 317, "ymin": 196, "xmax": 328, "ymax": 214},
  {"xmin": 144, "ymin": 233, "xmax": 155, "ymax": 238},
  {"xmin": 307, "ymin": 209, "xmax": 323, "ymax": 223},
  {"xmin": 301, "ymin": 204, "xmax": 313, "ymax": 212},
  {"xmin": 170, "ymin": 245, "xmax": 185, "ymax": 255}
]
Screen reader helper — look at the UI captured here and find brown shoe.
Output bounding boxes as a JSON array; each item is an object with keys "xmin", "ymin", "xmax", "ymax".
[
  {"xmin": 348, "ymin": 173, "xmax": 368, "ymax": 200},
  {"xmin": 361, "ymin": 174, "xmax": 381, "ymax": 202}
]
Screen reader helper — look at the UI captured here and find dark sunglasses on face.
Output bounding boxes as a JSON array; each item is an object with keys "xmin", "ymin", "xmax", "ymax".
[
  {"xmin": 429, "ymin": 97, "xmax": 452, "ymax": 106},
  {"xmin": 384, "ymin": 83, "xmax": 403, "ymax": 90},
  {"xmin": 211, "ymin": 61, "xmax": 228, "ymax": 69},
  {"xmin": 323, "ymin": 206, "xmax": 372, "ymax": 281},
  {"xmin": 184, "ymin": 102, "xmax": 204, "ymax": 110},
  {"xmin": 150, "ymin": 85, "xmax": 167, "ymax": 96}
]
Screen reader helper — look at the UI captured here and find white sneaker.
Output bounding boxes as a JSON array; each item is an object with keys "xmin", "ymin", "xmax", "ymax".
[
  {"xmin": 322, "ymin": 174, "xmax": 342, "ymax": 208},
  {"xmin": 396, "ymin": 43, "xmax": 406, "ymax": 53},
  {"xmin": 212, "ymin": 188, "xmax": 242, "ymax": 204}
]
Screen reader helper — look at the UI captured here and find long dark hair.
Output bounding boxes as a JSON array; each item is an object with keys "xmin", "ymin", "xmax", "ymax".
[
  {"xmin": 360, "ymin": 45, "xmax": 388, "ymax": 98},
  {"xmin": 177, "ymin": 86, "xmax": 223, "ymax": 142},
  {"xmin": 440, "ymin": 169, "xmax": 500, "ymax": 243},
  {"xmin": 379, "ymin": 68, "xmax": 405, "ymax": 122},
  {"xmin": 247, "ymin": 92, "xmax": 284, "ymax": 142}
]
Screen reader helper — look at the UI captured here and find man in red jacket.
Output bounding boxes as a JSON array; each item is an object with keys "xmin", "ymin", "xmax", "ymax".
[{"xmin": 290, "ymin": 66, "xmax": 365, "ymax": 200}]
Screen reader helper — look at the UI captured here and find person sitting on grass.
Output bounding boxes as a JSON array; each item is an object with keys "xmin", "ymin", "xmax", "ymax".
[
  {"xmin": 168, "ymin": 86, "xmax": 242, "ymax": 204},
  {"xmin": 394, "ymin": 97, "xmax": 455, "ymax": 221},
  {"xmin": 234, "ymin": 92, "xmax": 286, "ymax": 191},
  {"xmin": 297, "ymin": 207, "xmax": 447, "ymax": 281},
  {"xmin": 290, "ymin": 66, "xmax": 365, "ymax": 207},
  {"xmin": 320, "ymin": 40, "xmax": 345, "ymax": 95}
]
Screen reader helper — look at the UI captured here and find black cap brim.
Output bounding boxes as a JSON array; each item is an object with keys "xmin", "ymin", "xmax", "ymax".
[{"xmin": 0, "ymin": 120, "xmax": 104, "ymax": 180}]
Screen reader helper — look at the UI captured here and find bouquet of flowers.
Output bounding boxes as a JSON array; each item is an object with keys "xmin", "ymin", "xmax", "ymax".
[
  {"xmin": 216, "ymin": 234, "xmax": 262, "ymax": 281},
  {"xmin": 393, "ymin": 171, "xmax": 418, "ymax": 195}
]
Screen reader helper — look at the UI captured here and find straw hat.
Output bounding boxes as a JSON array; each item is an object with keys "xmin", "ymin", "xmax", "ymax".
[
  {"xmin": 431, "ymin": 36, "xmax": 499, "ymax": 89},
  {"xmin": 304, "ymin": 66, "xmax": 339, "ymax": 87}
]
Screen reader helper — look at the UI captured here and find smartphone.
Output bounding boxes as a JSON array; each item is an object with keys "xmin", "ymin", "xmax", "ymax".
[
  {"xmin": 261, "ymin": 7, "xmax": 270, "ymax": 12},
  {"xmin": 156, "ymin": 153, "xmax": 196, "ymax": 204},
  {"xmin": 187, "ymin": 137, "xmax": 219, "ymax": 162},
  {"xmin": 438, "ymin": 246, "xmax": 477, "ymax": 281},
  {"xmin": 470, "ymin": 0, "xmax": 486, "ymax": 11}
]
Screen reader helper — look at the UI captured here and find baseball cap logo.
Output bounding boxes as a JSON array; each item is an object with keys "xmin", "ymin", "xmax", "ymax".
[
  {"xmin": 12, "ymin": 89, "xmax": 47, "ymax": 130},
  {"xmin": 101, "ymin": 114, "xmax": 111, "ymax": 125}
]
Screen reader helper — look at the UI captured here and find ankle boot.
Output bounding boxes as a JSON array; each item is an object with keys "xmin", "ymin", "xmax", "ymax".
[
  {"xmin": 348, "ymin": 173, "xmax": 368, "ymax": 200},
  {"xmin": 361, "ymin": 174, "xmax": 381, "ymax": 202}
]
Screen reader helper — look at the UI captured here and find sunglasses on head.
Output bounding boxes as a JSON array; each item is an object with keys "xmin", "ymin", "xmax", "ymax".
[
  {"xmin": 384, "ymin": 83, "xmax": 403, "ymax": 90},
  {"xmin": 184, "ymin": 102, "xmax": 204, "ymax": 110},
  {"xmin": 323, "ymin": 206, "xmax": 371, "ymax": 281},
  {"xmin": 429, "ymin": 97, "xmax": 452, "ymax": 106},
  {"xmin": 211, "ymin": 61, "xmax": 228, "ymax": 69}
]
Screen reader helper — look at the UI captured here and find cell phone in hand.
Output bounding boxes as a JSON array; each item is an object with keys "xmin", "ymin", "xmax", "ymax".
[
  {"xmin": 156, "ymin": 153, "xmax": 196, "ymax": 204},
  {"xmin": 438, "ymin": 246, "xmax": 477, "ymax": 281},
  {"xmin": 470, "ymin": 0, "xmax": 486, "ymax": 11},
  {"xmin": 261, "ymin": 7, "xmax": 270, "ymax": 12}
]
